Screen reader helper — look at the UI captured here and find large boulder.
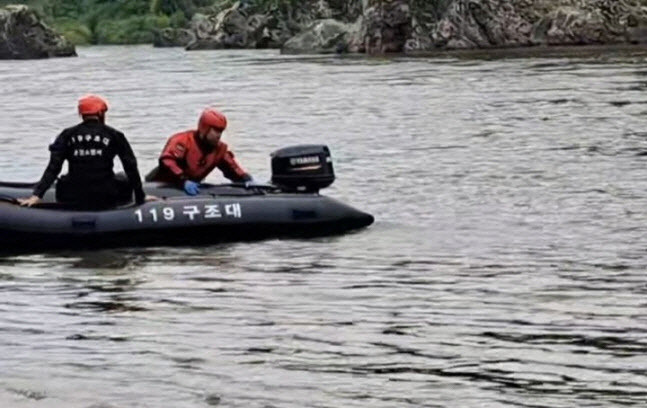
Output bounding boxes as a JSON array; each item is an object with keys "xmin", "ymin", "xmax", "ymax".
[
  {"xmin": 282, "ymin": 19, "xmax": 355, "ymax": 54},
  {"xmin": 0, "ymin": 5, "xmax": 75, "ymax": 59},
  {"xmin": 417, "ymin": 0, "xmax": 536, "ymax": 50},
  {"xmin": 626, "ymin": 14, "xmax": 647, "ymax": 43},
  {"xmin": 348, "ymin": 0, "xmax": 647, "ymax": 53},
  {"xmin": 153, "ymin": 27, "xmax": 195, "ymax": 48},
  {"xmin": 531, "ymin": 0, "xmax": 647, "ymax": 45},
  {"xmin": 186, "ymin": 9, "xmax": 249, "ymax": 50},
  {"xmin": 186, "ymin": 4, "xmax": 289, "ymax": 50},
  {"xmin": 407, "ymin": 0, "xmax": 647, "ymax": 51},
  {"xmin": 345, "ymin": 0, "xmax": 412, "ymax": 53}
]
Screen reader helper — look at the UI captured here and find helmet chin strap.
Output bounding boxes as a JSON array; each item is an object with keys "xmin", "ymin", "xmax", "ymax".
[
  {"xmin": 195, "ymin": 131, "xmax": 211, "ymax": 151},
  {"xmin": 81, "ymin": 114, "xmax": 104, "ymax": 123}
]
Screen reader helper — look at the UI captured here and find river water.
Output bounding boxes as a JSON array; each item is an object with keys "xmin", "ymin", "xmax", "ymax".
[{"xmin": 0, "ymin": 46, "xmax": 646, "ymax": 407}]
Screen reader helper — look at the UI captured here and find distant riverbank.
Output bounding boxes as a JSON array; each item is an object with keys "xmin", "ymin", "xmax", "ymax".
[{"xmin": 3, "ymin": 1, "xmax": 647, "ymax": 58}]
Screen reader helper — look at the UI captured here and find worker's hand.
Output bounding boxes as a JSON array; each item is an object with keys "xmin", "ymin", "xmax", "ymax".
[
  {"xmin": 244, "ymin": 178, "xmax": 263, "ymax": 188},
  {"xmin": 183, "ymin": 180, "xmax": 200, "ymax": 196},
  {"xmin": 17, "ymin": 195, "xmax": 41, "ymax": 207}
]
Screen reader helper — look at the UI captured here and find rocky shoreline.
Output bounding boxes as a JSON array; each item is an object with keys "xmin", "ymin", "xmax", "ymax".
[
  {"xmin": 2, "ymin": 1, "xmax": 647, "ymax": 59},
  {"xmin": 155, "ymin": 0, "xmax": 647, "ymax": 54},
  {"xmin": 0, "ymin": 5, "xmax": 75, "ymax": 59}
]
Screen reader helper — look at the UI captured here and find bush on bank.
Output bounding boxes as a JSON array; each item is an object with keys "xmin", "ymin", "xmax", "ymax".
[{"xmin": 0, "ymin": 0, "xmax": 248, "ymax": 44}]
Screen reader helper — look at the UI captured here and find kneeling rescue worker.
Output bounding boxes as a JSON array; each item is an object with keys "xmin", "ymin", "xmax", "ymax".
[
  {"xmin": 146, "ymin": 107, "xmax": 255, "ymax": 195},
  {"xmin": 18, "ymin": 95, "xmax": 149, "ymax": 209}
]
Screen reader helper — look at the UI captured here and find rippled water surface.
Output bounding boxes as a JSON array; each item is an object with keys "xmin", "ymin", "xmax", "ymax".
[{"xmin": 1, "ymin": 46, "xmax": 647, "ymax": 407}]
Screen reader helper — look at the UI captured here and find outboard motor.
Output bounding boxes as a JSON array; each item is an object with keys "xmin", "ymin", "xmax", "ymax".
[{"xmin": 271, "ymin": 145, "xmax": 335, "ymax": 193}]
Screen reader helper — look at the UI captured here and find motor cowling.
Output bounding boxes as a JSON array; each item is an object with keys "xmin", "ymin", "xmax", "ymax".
[{"xmin": 271, "ymin": 145, "xmax": 335, "ymax": 192}]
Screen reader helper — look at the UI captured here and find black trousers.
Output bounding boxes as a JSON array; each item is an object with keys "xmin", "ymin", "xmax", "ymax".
[{"xmin": 55, "ymin": 173, "xmax": 133, "ymax": 210}]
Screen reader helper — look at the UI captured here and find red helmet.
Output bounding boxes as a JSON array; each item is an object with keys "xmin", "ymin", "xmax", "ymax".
[
  {"xmin": 78, "ymin": 94, "xmax": 108, "ymax": 116},
  {"xmin": 198, "ymin": 107, "xmax": 227, "ymax": 135}
]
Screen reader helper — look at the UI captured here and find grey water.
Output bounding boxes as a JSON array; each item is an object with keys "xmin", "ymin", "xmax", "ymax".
[{"xmin": 0, "ymin": 45, "xmax": 646, "ymax": 407}]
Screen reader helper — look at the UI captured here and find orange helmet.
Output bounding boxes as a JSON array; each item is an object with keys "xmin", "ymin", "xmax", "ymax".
[
  {"xmin": 198, "ymin": 107, "xmax": 227, "ymax": 135},
  {"xmin": 78, "ymin": 94, "xmax": 108, "ymax": 116}
]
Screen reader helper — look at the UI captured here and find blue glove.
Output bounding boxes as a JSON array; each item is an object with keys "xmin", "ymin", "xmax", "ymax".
[
  {"xmin": 184, "ymin": 180, "xmax": 200, "ymax": 196},
  {"xmin": 244, "ymin": 178, "xmax": 262, "ymax": 188}
]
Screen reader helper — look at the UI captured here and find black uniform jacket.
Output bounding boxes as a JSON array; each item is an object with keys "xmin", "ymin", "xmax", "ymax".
[{"xmin": 32, "ymin": 120, "xmax": 145, "ymax": 204}]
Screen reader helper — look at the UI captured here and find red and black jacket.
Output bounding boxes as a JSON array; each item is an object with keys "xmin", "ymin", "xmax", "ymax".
[{"xmin": 150, "ymin": 130, "xmax": 251, "ymax": 184}]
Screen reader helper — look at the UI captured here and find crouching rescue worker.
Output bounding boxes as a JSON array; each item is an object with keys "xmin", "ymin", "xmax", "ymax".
[
  {"xmin": 146, "ymin": 107, "xmax": 255, "ymax": 195},
  {"xmin": 18, "ymin": 94, "xmax": 149, "ymax": 209}
]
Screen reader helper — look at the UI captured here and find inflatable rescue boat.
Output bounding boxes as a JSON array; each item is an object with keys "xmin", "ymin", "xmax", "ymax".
[{"xmin": 0, "ymin": 145, "xmax": 373, "ymax": 252}]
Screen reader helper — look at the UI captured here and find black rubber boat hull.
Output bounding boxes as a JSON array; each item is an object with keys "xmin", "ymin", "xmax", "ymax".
[{"xmin": 0, "ymin": 182, "xmax": 374, "ymax": 252}]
